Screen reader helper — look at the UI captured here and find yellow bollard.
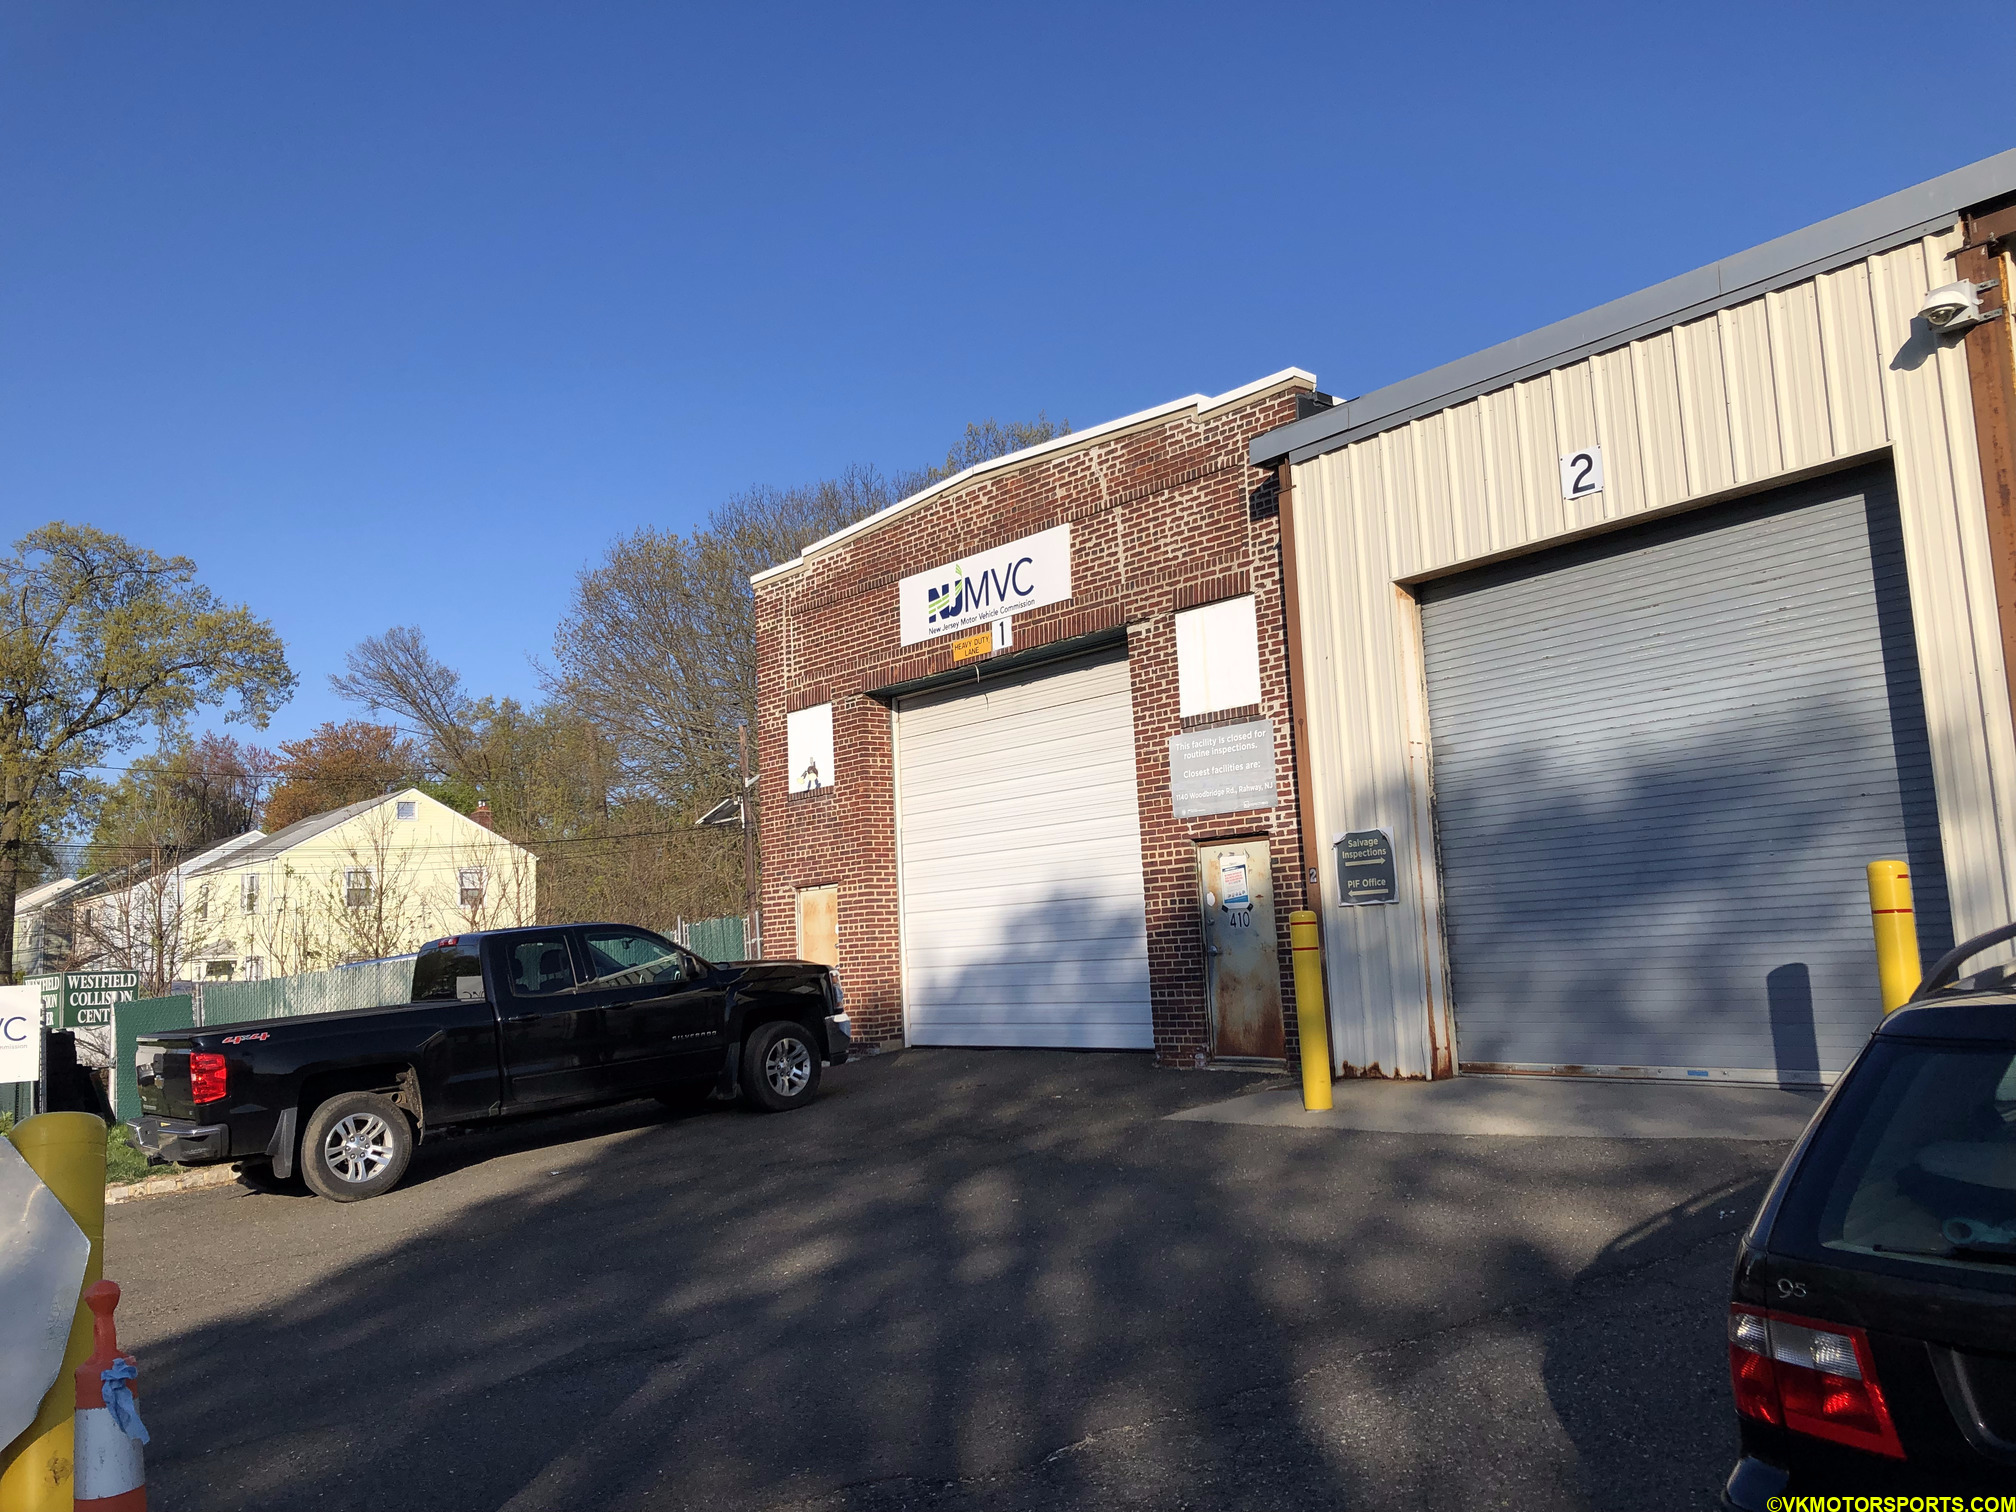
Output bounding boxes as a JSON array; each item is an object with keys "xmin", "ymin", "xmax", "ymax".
[
  {"xmin": 1867, "ymin": 860, "xmax": 1923, "ymax": 1014},
  {"xmin": 0, "ymin": 1111, "xmax": 108, "ymax": 1512},
  {"xmin": 1288, "ymin": 910, "xmax": 1334, "ymax": 1111}
]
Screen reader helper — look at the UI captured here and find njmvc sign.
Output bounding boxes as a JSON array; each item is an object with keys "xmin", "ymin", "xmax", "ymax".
[{"xmin": 898, "ymin": 525, "xmax": 1072, "ymax": 645}]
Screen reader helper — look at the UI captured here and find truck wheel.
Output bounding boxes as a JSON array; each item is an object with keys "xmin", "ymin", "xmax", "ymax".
[
  {"xmin": 742, "ymin": 1021, "xmax": 822, "ymax": 1112},
  {"xmin": 301, "ymin": 1092, "xmax": 414, "ymax": 1202}
]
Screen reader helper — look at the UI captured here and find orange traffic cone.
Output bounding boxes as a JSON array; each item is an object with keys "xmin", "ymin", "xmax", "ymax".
[{"xmin": 73, "ymin": 1281, "xmax": 147, "ymax": 1511}]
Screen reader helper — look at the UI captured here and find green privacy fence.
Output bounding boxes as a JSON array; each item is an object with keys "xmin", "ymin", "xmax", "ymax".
[
  {"xmin": 193, "ymin": 955, "xmax": 417, "ymax": 1030},
  {"xmin": 112, "ymin": 994, "xmax": 196, "ymax": 1122},
  {"xmin": 677, "ymin": 915, "xmax": 747, "ymax": 962}
]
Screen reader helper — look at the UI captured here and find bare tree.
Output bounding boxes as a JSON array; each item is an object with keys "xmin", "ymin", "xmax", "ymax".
[
  {"xmin": 329, "ymin": 628, "xmax": 490, "ymax": 788},
  {"xmin": 546, "ymin": 466, "xmax": 896, "ymax": 810}
]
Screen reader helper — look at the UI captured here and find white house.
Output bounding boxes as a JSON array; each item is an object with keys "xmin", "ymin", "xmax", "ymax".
[{"xmin": 177, "ymin": 789, "xmax": 537, "ymax": 980}]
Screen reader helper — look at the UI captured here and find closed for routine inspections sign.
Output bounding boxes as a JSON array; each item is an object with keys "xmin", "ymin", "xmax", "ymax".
[{"xmin": 1168, "ymin": 720, "xmax": 1277, "ymax": 819}]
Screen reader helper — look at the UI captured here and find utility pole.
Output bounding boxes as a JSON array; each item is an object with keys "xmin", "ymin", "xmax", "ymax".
[{"xmin": 737, "ymin": 724, "xmax": 760, "ymax": 956}]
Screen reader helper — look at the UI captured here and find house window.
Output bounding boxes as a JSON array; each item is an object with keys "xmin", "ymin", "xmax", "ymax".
[
  {"xmin": 787, "ymin": 703, "xmax": 835, "ymax": 794},
  {"xmin": 195, "ymin": 882, "xmax": 210, "ymax": 922},
  {"xmin": 241, "ymin": 874, "xmax": 260, "ymax": 914},
  {"xmin": 1175, "ymin": 594, "xmax": 1262, "ymax": 718},
  {"xmin": 396, "ymin": 800, "xmax": 418, "ymax": 821},
  {"xmin": 243, "ymin": 957, "xmax": 264, "ymax": 981},
  {"xmin": 345, "ymin": 868, "xmax": 375, "ymax": 910},
  {"xmin": 204, "ymin": 960, "xmax": 235, "ymax": 980},
  {"xmin": 458, "ymin": 867, "xmax": 487, "ymax": 908}
]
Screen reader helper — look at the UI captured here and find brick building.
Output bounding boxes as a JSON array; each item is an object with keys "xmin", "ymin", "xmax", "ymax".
[{"xmin": 752, "ymin": 369, "xmax": 1321, "ymax": 1067}]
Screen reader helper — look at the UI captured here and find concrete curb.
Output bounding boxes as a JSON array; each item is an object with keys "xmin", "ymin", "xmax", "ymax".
[{"xmin": 106, "ymin": 1164, "xmax": 242, "ymax": 1205}]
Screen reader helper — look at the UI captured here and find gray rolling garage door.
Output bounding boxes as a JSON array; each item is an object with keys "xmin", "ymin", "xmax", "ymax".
[
  {"xmin": 895, "ymin": 647, "xmax": 1153, "ymax": 1048},
  {"xmin": 1419, "ymin": 466, "xmax": 1950, "ymax": 1084}
]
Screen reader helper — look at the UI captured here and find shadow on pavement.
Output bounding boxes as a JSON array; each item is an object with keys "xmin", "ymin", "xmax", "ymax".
[{"xmin": 118, "ymin": 1048, "xmax": 1790, "ymax": 1512}]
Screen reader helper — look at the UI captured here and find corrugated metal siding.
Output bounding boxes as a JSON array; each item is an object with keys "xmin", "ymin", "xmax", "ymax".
[
  {"xmin": 1293, "ymin": 229, "xmax": 2016, "ymax": 1079},
  {"xmin": 1420, "ymin": 470, "xmax": 1949, "ymax": 1080}
]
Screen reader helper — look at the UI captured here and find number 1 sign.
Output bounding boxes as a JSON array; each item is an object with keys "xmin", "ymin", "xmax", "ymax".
[{"xmin": 1559, "ymin": 445, "xmax": 1603, "ymax": 499}]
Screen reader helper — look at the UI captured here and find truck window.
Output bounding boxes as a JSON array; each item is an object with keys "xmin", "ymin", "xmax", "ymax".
[
  {"xmin": 412, "ymin": 941, "xmax": 484, "ymax": 1001},
  {"xmin": 504, "ymin": 934, "xmax": 579, "ymax": 997},
  {"xmin": 581, "ymin": 929, "xmax": 694, "ymax": 989}
]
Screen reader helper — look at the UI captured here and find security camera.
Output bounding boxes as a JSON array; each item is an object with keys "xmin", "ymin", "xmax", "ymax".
[{"xmin": 1920, "ymin": 280, "xmax": 1997, "ymax": 332}]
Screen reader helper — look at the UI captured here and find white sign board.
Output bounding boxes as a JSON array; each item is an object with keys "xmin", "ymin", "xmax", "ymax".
[
  {"xmin": 1219, "ymin": 852, "xmax": 1251, "ymax": 911},
  {"xmin": 899, "ymin": 524, "xmax": 1072, "ymax": 645},
  {"xmin": 786, "ymin": 702, "xmax": 835, "ymax": 795},
  {"xmin": 1560, "ymin": 445, "xmax": 1604, "ymax": 499},
  {"xmin": 0, "ymin": 984, "xmax": 41, "ymax": 1084},
  {"xmin": 0, "ymin": 1138, "xmax": 91, "ymax": 1449},
  {"xmin": 1168, "ymin": 719, "xmax": 1277, "ymax": 818}
]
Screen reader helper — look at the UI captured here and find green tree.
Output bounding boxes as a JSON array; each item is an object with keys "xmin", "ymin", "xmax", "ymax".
[{"xmin": 0, "ymin": 524, "xmax": 294, "ymax": 981}]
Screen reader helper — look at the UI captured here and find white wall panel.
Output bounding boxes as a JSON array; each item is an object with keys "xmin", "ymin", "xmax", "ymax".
[
  {"xmin": 1768, "ymin": 281, "xmax": 1833, "ymax": 471},
  {"xmin": 1719, "ymin": 298, "xmax": 1785, "ymax": 485},
  {"xmin": 1292, "ymin": 226, "xmax": 2016, "ymax": 1078},
  {"xmin": 1674, "ymin": 314, "xmax": 1736, "ymax": 500},
  {"xmin": 1630, "ymin": 331, "xmax": 1689, "ymax": 509}
]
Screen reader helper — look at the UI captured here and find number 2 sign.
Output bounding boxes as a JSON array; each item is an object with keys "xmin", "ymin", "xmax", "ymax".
[{"xmin": 1559, "ymin": 445, "xmax": 1603, "ymax": 499}]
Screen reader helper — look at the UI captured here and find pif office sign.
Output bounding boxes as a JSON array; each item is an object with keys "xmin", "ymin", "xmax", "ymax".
[{"xmin": 29, "ymin": 970, "xmax": 139, "ymax": 1030}]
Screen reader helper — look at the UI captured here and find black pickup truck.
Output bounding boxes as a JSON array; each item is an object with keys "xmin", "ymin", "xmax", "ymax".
[{"xmin": 130, "ymin": 923, "xmax": 850, "ymax": 1202}]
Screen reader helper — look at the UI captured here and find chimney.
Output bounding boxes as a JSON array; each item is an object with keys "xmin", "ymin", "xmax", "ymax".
[{"xmin": 472, "ymin": 801, "xmax": 494, "ymax": 830}]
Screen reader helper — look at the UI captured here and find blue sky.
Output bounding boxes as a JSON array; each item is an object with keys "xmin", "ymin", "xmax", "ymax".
[{"xmin": 4, "ymin": 2, "xmax": 2008, "ymax": 755}]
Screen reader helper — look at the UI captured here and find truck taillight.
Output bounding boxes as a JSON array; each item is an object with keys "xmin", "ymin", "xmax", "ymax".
[
  {"xmin": 190, "ymin": 1052, "xmax": 228, "ymax": 1104},
  {"xmin": 1728, "ymin": 1304, "xmax": 1903, "ymax": 1459}
]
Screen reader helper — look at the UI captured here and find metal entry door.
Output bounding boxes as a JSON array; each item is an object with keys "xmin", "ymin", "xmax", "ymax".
[{"xmin": 1198, "ymin": 840, "xmax": 1284, "ymax": 1060}]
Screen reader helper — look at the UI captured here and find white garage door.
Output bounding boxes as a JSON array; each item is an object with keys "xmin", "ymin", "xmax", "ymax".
[{"xmin": 895, "ymin": 647, "xmax": 1153, "ymax": 1048}]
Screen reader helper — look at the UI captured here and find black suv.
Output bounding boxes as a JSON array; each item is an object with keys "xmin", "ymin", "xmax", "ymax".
[{"xmin": 1724, "ymin": 923, "xmax": 2016, "ymax": 1503}]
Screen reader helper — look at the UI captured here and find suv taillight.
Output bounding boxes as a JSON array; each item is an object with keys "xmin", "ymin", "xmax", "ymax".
[
  {"xmin": 1728, "ymin": 1304, "xmax": 1903, "ymax": 1459},
  {"xmin": 190, "ymin": 1052, "xmax": 228, "ymax": 1105}
]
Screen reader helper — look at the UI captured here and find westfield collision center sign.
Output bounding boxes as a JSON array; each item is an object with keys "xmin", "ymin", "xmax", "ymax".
[{"xmin": 898, "ymin": 525, "xmax": 1072, "ymax": 645}]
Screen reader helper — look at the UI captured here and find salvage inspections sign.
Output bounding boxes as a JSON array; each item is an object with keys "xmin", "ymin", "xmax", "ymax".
[
  {"xmin": 34, "ymin": 971, "xmax": 139, "ymax": 1030},
  {"xmin": 898, "ymin": 525, "xmax": 1071, "ymax": 645}
]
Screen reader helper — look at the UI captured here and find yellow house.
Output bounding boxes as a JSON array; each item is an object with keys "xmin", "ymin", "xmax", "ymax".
[{"xmin": 179, "ymin": 789, "xmax": 536, "ymax": 979}]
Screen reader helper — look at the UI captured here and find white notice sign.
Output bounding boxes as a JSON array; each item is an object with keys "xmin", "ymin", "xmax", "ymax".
[
  {"xmin": 899, "ymin": 525, "xmax": 1072, "ymax": 645},
  {"xmin": 1219, "ymin": 853, "xmax": 1251, "ymax": 911}
]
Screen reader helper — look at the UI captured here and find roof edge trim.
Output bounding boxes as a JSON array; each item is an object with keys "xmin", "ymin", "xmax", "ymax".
[
  {"xmin": 752, "ymin": 368, "xmax": 1316, "ymax": 587},
  {"xmin": 1251, "ymin": 147, "xmax": 2016, "ymax": 467}
]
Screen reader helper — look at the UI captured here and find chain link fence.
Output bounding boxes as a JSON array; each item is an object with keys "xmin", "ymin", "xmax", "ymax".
[{"xmin": 192, "ymin": 956, "xmax": 416, "ymax": 1030}]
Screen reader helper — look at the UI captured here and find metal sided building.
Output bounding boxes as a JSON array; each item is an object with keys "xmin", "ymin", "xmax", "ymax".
[{"xmin": 1252, "ymin": 151, "xmax": 2016, "ymax": 1087}]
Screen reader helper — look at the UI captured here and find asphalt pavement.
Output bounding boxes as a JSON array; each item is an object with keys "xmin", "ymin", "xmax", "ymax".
[{"xmin": 105, "ymin": 1050, "xmax": 1792, "ymax": 1511}]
